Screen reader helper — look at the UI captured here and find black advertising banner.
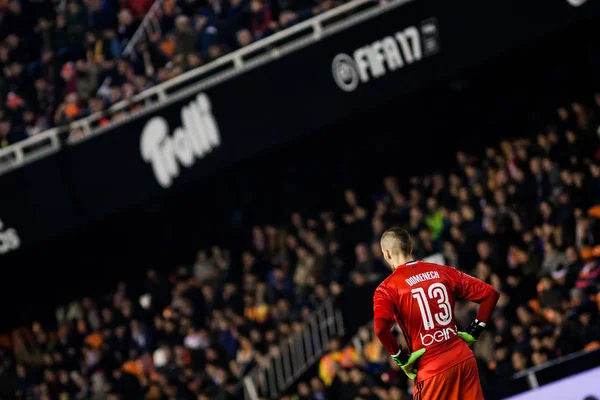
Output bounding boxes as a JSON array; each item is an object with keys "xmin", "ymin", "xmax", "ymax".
[
  {"xmin": 0, "ymin": 155, "xmax": 78, "ymax": 255},
  {"xmin": 1, "ymin": 0, "xmax": 599, "ymax": 253}
]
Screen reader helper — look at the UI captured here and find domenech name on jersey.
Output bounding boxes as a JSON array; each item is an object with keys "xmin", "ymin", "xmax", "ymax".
[{"xmin": 405, "ymin": 271, "xmax": 440, "ymax": 287}]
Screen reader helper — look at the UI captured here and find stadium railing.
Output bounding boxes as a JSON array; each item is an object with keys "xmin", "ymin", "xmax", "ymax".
[
  {"xmin": 241, "ymin": 298, "xmax": 345, "ymax": 400},
  {"xmin": 122, "ymin": 0, "xmax": 165, "ymax": 57},
  {"xmin": 505, "ymin": 347, "xmax": 600, "ymax": 398},
  {"xmin": 0, "ymin": 0, "xmax": 398, "ymax": 175}
]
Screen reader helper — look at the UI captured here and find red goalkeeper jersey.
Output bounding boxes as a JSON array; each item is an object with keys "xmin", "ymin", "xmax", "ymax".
[{"xmin": 373, "ymin": 260, "xmax": 499, "ymax": 382}]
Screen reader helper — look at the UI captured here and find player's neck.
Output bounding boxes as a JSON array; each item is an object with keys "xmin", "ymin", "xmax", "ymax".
[{"xmin": 392, "ymin": 257, "xmax": 415, "ymax": 270}]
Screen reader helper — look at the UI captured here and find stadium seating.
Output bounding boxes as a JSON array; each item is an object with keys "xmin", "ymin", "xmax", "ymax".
[
  {"xmin": 2, "ymin": 2, "xmax": 600, "ymax": 398},
  {"xmin": 0, "ymin": 0, "xmax": 347, "ymax": 148},
  {"xmin": 4, "ymin": 92, "xmax": 600, "ymax": 399}
]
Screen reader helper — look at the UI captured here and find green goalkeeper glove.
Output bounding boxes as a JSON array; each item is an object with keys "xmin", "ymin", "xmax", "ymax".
[
  {"xmin": 391, "ymin": 348, "xmax": 426, "ymax": 379},
  {"xmin": 458, "ymin": 320, "xmax": 486, "ymax": 347}
]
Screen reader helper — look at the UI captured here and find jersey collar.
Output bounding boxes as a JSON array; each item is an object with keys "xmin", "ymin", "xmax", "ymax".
[{"xmin": 400, "ymin": 260, "xmax": 419, "ymax": 268}]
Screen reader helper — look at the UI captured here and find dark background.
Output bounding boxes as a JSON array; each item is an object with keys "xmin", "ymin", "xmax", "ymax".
[{"xmin": 2, "ymin": 2, "xmax": 600, "ymax": 333}]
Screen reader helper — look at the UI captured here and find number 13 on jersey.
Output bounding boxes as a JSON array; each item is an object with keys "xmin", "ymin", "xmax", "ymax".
[{"xmin": 412, "ymin": 283, "xmax": 453, "ymax": 330}]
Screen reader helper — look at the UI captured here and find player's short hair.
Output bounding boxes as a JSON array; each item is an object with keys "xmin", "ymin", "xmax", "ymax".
[{"xmin": 381, "ymin": 226, "xmax": 412, "ymax": 256}]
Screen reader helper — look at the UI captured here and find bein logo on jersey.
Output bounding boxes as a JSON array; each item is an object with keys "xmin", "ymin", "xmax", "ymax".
[
  {"xmin": 140, "ymin": 93, "xmax": 221, "ymax": 188},
  {"xmin": 420, "ymin": 325, "xmax": 458, "ymax": 346}
]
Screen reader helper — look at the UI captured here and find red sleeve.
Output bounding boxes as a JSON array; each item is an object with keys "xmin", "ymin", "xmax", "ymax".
[
  {"xmin": 373, "ymin": 285, "xmax": 401, "ymax": 355},
  {"xmin": 448, "ymin": 267, "xmax": 500, "ymax": 323}
]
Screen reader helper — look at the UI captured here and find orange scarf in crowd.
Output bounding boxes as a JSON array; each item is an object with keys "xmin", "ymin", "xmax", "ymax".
[
  {"xmin": 245, "ymin": 304, "xmax": 270, "ymax": 324},
  {"xmin": 318, "ymin": 346, "xmax": 358, "ymax": 386}
]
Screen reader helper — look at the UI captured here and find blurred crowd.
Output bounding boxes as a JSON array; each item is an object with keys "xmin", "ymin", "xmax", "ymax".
[
  {"xmin": 0, "ymin": 0, "xmax": 347, "ymax": 147},
  {"xmin": 1, "ymin": 87, "xmax": 600, "ymax": 398},
  {"xmin": 283, "ymin": 96, "xmax": 600, "ymax": 400},
  {"xmin": 2, "ymin": 194, "xmax": 387, "ymax": 398}
]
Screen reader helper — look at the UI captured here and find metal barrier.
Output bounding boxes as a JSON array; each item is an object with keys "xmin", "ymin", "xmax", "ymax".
[
  {"xmin": 242, "ymin": 298, "xmax": 344, "ymax": 400},
  {"xmin": 511, "ymin": 347, "xmax": 600, "ymax": 390},
  {"xmin": 0, "ymin": 0, "xmax": 412, "ymax": 175},
  {"xmin": 122, "ymin": 0, "xmax": 165, "ymax": 56}
]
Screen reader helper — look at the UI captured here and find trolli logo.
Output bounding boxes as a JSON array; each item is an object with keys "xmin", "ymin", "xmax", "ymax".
[
  {"xmin": 0, "ymin": 218, "xmax": 21, "ymax": 255},
  {"xmin": 140, "ymin": 93, "xmax": 221, "ymax": 188},
  {"xmin": 332, "ymin": 18, "xmax": 440, "ymax": 92}
]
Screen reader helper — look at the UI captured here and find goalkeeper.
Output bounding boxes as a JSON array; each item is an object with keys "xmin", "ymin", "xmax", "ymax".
[{"xmin": 373, "ymin": 227, "xmax": 500, "ymax": 400}]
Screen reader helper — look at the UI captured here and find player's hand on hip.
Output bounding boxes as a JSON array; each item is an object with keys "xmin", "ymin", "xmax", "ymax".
[
  {"xmin": 392, "ymin": 348, "xmax": 426, "ymax": 380},
  {"xmin": 459, "ymin": 320, "xmax": 486, "ymax": 347},
  {"xmin": 458, "ymin": 331, "xmax": 477, "ymax": 346}
]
